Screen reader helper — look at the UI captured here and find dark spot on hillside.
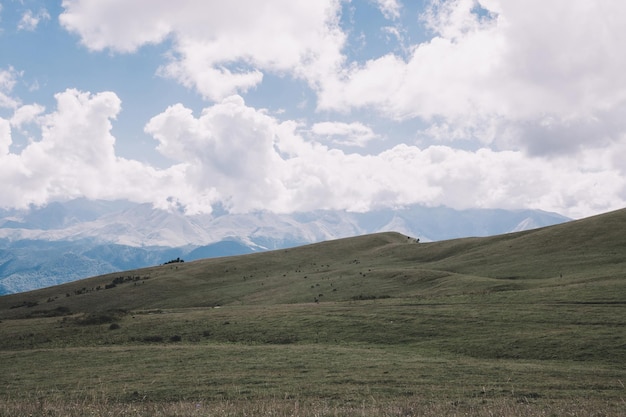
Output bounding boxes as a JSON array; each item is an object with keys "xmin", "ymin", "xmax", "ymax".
[{"xmin": 10, "ymin": 301, "xmax": 38, "ymax": 309}]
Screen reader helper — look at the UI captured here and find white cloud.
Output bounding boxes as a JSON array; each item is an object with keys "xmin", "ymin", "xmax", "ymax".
[
  {"xmin": 144, "ymin": 96, "xmax": 625, "ymax": 217},
  {"xmin": 373, "ymin": 0, "xmax": 401, "ymax": 20},
  {"xmin": 58, "ymin": 0, "xmax": 626, "ymax": 155},
  {"xmin": 17, "ymin": 9, "xmax": 50, "ymax": 31},
  {"xmin": 59, "ymin": 0, "xmax": 173, "ymax": 52},
  {"xmin": 0, "ymin": 67, "xmax": 20, "ymax": 109},
  {"xmin": 316, "ymin": 0, "xmax": 626, "ymax": 158},
  {"xmin": 157, "ymin": 46, "xmax": 264, "ymax": 101},
  {"xmin": 311, "ymin": 121, "xmax": 378, "ymax": 147},
  {"xmin": 421, "ymin": 0, "xmax": 492, "ymax": 40},
  {"xmin": 145, "ymin": 95, "xmax": 290, "ymax": 213},
  {"xmin": 0, "ymin": 118, "xmax": 11, "ymax": 156},
  {"xmin": 11, "ymin": 104, "xmax": 45, "ymax": 128},
  {"xmin": 60, "ymin": 0, "xmax": 346, "ymax": 101},
  {"xmin": 20, "ymin": 1, "xmax": 626, "ymax": 218},
  {"xmin": 0, "ymin": 89, "xmax": 181, "ymax": 209},
  {"xmin": 0, "ymin": 90, "xmax": 624, "ymax": 218}
]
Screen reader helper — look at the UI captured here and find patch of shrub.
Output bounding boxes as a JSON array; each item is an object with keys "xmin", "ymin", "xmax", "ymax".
[
  {"xmin": 112, "ymin": 277, "xmax": 125, "ymax": 285},
  {"xmin": 27, "ymin": 306, "xmax": 72, "ymax": 318},
  {"xmin": 76, "ymin": 309, "xmax": 127, "ymax": 326},
  {"xmin": 169, "ymin": 335, "xmax": 182, "ymax": 342},
  {"xmin": 163, "ymin": 257, "xmax": 184, "ymax": 265},
  {"xmin": 55, "ymin": 306, "xmax": 71, "ymax": 314},
  {"xmin": 78, "ymin": 314, "xmax": 115, "ymax": 325},
  {"xmin": 10, "ymin": 300, "xmax": 38, "ymax": 309},
  {"xmin": 351, "ymin": 294, "xmax": 391, "ymax": 301},
  {"xmin": 109, "ymin": 323, "xmax": 120, "ymax": 330},
  {"xmin": 104, "ymin": 275, "xmax": 143, "ymax": 290}
]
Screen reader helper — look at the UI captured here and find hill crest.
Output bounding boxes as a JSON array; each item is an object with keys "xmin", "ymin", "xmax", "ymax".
[{"xmin": 1, "ymin": 207, "xmax": 623, "ymax": 319}]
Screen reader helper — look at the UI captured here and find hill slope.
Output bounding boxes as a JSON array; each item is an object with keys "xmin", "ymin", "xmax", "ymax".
[
  {"xmin": 1, "ymin": 208, "xmax": 623, "ymax": 316},
  {"xmin": 0, "ymin": 200, "xmax": 569, "ymax": 294}
]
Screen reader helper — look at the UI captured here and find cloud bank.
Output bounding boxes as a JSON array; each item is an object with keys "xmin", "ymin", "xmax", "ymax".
[
  {"xmin": 1, "ymin": 0, "xmax": 625, "ymax": 219},
  {"xmin": 1, "ymin": 88, "xmax": 622, "ymax": 218}
]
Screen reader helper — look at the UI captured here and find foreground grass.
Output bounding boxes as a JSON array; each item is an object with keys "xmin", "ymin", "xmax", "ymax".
[
  {"xmin": 1, "ymin": 299, "xmax": 625, "ymax": 415},
  {"xmin": 2, "ymin": 396, "xmax": 624, "ymax": 417},
  {"xmin": 2, "ymin": 342, "xmax": 621, "ymax": 401}
]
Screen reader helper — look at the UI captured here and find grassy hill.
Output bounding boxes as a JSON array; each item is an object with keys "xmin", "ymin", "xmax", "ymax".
[{"xmin": 0, "ymin": 208, "xmax": 625, "ymax": 416}]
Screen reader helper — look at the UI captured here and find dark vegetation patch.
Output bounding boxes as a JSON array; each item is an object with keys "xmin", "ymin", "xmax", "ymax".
[
  {"xmin": 103, "ymin": 275, "xmax": 148, "ymax": 290},
  {"xmin": 351, "ymin": 294, "xmax": 391, "ymax": 301},
  {"xmin": 10, "ymin": 300, "xmax": 38, "ymax": 309},
  {"xmin": 142, "ymin": 335, "xmax": 165, "ymax": 343},
  {"xmin": 26, "ymin": 306, "xmax": 72, "ymax": 318},
  {"xmin": 75, "ymin": 309, "xmax": 128, "ymax": 326},
  {"xmin": 163, "ymin": 257, "xmax": 184, "ymax": 265}
]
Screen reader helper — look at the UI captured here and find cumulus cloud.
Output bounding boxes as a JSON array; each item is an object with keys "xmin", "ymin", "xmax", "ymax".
[
  {"xmin": 145, "ymin": 95, "xmax": 289, "ymax": 213},
  {"xmin": 0, "ymin": 118, "xmax": 11, "ymax": 156},
  {"xmin": 143, "ymin": 96, "xmax": 625, "ymax": 217},
  {"xmin": 11, "ymin": 104, "xmax": 46, "ymax": 129},
  {"xmin": 60, "ymin": 0, "xmax": 345, "ymax": 101},
  {"xmin": 373, "ymin": 0, "xmax": 402, "ymax": 20},
  {"xmin": 0, "ymin": 90, "xmax": 623, "ymax": 218},
  {"xmin": 317, "ymin": 0, "xmax": 626, "ymax": 157},
  {"xmin": 17, "ymin": 9, "xmax": 50, "ymax": 31},
  {"xmin": 57, "ymin": 0, "xmax": 626, "ymax": 155},
  {"xmin": 7, "ymin": 0, "xmax": 621, "ymax": 218},
  {"xmin": 0, "ymin": 67, "xmax": 20, "ymax": 109},
  {"xmin": 0, "ymin": 89, "xmax": 181, "ymax": 209},
  {"xmin": 311, "ymin": 121, "xmax": 379, "ymax": 147}
]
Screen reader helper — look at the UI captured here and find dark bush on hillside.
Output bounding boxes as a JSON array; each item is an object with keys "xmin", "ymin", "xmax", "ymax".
[
  {"xmin": 112, "ymin": 277, "xmax": 125, "ymax": 285},
  {"xmin": 106, "ymin": 276, "xmax": 142, "ymax": 290},
  {"xmin": 27, "ymin": 306, "xmax": 72, "ymax": 318},
  {"xmin": 10, "ymin": 301, "xmax": 38, "ymax": 309},
  {"xmin": 109, "ymin": 323, "xmax": 120, "ymax": 330},
  {"xmin": 169, "ymin": 335, "xmax": 182, "ymax": 342},
  {"xmin": 76, "ymin": 309, "xmax": 127, "ymax": 326},
  {"xmin": 164, "ymin": 257, "xmax": 185, "ymax": 265},
  {"xmin": 351, "ymin": 294, "xmax": 391, "ymax": 301},
  {"xmin": 78, "ymin": 314, "xmax": 115, "ymax": 325}
]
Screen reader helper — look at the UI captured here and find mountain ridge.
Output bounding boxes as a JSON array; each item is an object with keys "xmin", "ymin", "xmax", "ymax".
[
  {"xmin": 1, "ymin": 206, "xmax": 623, "ymax": 316},
  {"xmin": 0, "ymin": 200, "xmax": 570, "ymax": 294}
]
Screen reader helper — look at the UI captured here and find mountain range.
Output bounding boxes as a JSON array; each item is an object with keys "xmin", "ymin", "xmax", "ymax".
[{"xmin": 0, "ymin": 199, "xmax": 570, "ymax": 294}]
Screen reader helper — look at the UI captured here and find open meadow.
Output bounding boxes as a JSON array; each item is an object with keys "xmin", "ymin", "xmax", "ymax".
[{"xmin": 1, "ymin": 209, "xmax": 625, "ymax": 416}]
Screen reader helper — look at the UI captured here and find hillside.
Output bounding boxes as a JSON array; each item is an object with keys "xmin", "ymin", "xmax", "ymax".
[
  {"xmin": 0, "ymin": 200, "xmax": 569, "ymax": 294},
  {"xmin": 0, "ymin": 208, "xmax": 624, "ymax": 416},
  {"xmin": 1, "ymin": 208, "xmax": 622, "ymax": 316}
]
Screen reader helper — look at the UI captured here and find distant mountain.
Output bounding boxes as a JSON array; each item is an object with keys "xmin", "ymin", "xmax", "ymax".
[{"xmin": 0, "ymin": 199, "xmax": 570, "ymax": 294}]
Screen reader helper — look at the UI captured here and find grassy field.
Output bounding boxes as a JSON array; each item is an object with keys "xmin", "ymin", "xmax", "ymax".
[{"xmin": 1, "ymin": 208, "xmax": 625, "ymax": 416}]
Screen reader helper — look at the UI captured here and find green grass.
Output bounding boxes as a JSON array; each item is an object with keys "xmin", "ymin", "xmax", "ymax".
[{"xmin": 1, "ymin": 208, "xmax": 625, "ymax": 415}]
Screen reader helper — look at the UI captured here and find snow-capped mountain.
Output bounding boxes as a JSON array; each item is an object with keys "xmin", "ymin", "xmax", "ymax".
[{"xmin": 0, "ymin": 199, "xmax": 570, "ymax": 294}]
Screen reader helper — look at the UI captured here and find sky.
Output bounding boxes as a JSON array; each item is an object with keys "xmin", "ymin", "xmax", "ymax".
[{"xmin": 0, "ymin": 0, "xmax": 625, "ymax": 219}]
